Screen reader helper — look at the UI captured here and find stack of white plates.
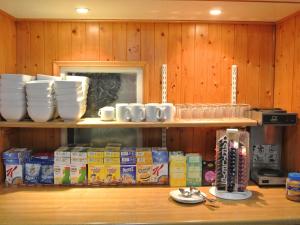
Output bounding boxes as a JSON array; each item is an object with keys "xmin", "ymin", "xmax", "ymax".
[
  {"xmin": 26, "ymin": 80, "xmax": 56, "ymax": 122},
  {"xmin": 0, "ymin": 74, "xmax": 35, "ymax": 121},
  {"xmin": 55, "ymin": 76, "xmax": 89, "ymax": 121}
]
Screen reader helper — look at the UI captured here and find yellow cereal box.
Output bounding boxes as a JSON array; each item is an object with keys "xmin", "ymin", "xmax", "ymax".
[
  {"xmin": 169, "ymin": 155, "xmax": 186, "ymax": 187},
  {"xmin": 88, "ymin": 164, "xmax": 105, "ymax": 185},
  {"xmin": 103, "ymin": 165, "xmax": 121, "ymax": 184},
  {"xmin": 136, "ymin": 148, "xmax": 152, "ymax": 158},
  {"xmin": 103, "ymin": 150, "xmax": 120, "ymax": 158},
  {"xmin": 136, "ymin": 164, "xmax": 152, "ymax": 184},
  {"xmin": 103, "ymin": 157, "xmax": 120, "ymax": 165},
  {"xmin": 87, "ymin": 148, "xmax": 104, "ymax": 159},
  {"xmin": 136, "ymin": 157, "xmax": 153, "ymax": 165}
]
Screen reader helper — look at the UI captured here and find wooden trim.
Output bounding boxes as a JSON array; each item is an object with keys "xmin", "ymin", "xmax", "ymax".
[
  {"xmin": 277, "ymin": 10, "xmax": 300, "ymax": 24},
  {"xmin": 15, "ymin": 18, "xmax": 276, "ymax": 25},
  {"xmin": 0, "ymin": 118, "xmax": 258, "ymax": 128},
  {"xmin": 0, "ymin": 9, "xmax": 15, "ymax": 20},
  {"xmin": 169, "ymin": 0, "xmax": 300, "ymax": 3}
]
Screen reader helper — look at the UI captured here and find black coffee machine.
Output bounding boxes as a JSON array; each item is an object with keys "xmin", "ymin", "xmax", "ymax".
[{"xmin": 250, "ymin": 108, "xmax": 297, "ymax": 186}]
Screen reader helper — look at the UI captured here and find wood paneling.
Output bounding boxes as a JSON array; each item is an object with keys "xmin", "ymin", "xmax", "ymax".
[
  {"xmin": 275, "ymin": 14, "xmax": 300, "ymax": 172},
  {"xmin": 14, "ymin": 21, "xmax": 275, "ymax": 159}
]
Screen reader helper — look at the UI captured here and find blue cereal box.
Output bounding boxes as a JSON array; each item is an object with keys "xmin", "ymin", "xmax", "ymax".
[
  {"xmin": 120, "ymin": 157, "xmax": 137, "ymax": 165},
  {"xmin": 152, "ymin": 148, "xmax": 168, "ymax": 163},
  {"xmin": 120, "ymin": 147, "xmax": 136, "ymax": 157},
  {"xmin": 121, "ymin": 165, "xmax": 136, "ymax": 184},
  {"xmin": 151, "ymin": 148, "xmax": 169, "ymax": 184}
]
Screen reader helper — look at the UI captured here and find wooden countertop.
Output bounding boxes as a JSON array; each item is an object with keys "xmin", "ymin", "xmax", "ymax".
[
  {"xmin": 0, "ymin": 118, "xmax": 257, "ymax": 128},
  {"xmin": 0, "ymin": 185, "xmax": 299, "ymax": 225}
]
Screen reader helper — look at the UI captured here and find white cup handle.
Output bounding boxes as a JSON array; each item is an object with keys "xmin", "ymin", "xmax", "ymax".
[
  {"xmin": 98, "ymin": 109, "xmax": 102, "ymax": 117},
  {"xmin": 140, "ymin": 108, "xmax": 146, "ymax": 121},
  {"xmin": 157, "ymin": 107, "xmax": 166, "ymax": 121},
  {"xmin": 125, "ymin": 107, "xmax": 131, "ymax": 122}
]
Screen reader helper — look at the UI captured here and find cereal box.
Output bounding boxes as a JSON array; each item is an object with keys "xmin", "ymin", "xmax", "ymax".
[
  {"xmin": 121, "ymin": 165, "xmax": 136, "ymax": 184},
  {"xmin": 104, "ymin": 157, "xmax": 120, "ymax": 165},
  {"xmin": 202, "ymin": 161, "xmax": 216, "ymax": 186},
  {"xmin": 186, "ymin": 153, "xmax": 202, "ymax": 187},
  {"xmin": 71, "ymin": 164, "xmax": 87, "ymax": 185},
  {"xmin": 120, "ymin": 147, "xmax": 136, "ymax": 157},
  {"xmin": 25, "ymin": 162, "xmax": 41, "ymax": 184},
  {"xmin": 87, "ymin": 148, "xmax": 104, "ymax": 162},
  {"xmin": 136, "ymin": 164, "xmax": 152, "ymax": 184},
  {"xmin": 169, "ymin": 155, "xmax": 186, "ymax": 187},
  {"xmin": 71, "ymin": 147, "xmax": 88, "ymax": 164},
  {"xmin": 151, "ymin": 149, "xmax": 169, "ymax": 184},
  {"xmin": 120, "ymin": 157, "xmax": 136, "ymax": 165},
  {"xmin": 54, "ymin": 147, "xmax": 71, "ymax": 158},
  {"xmin": 54, "ymin": 156, "xmax": 71, "ymax": 164},
  {"xmin": 104, "ymin": 150, "xmax": 120, "ymax": 158},
  {"xmin": 88, "ymin": 164, "xmax": 105, "ymax": 185},
  {"xmin": 54, "ymin": 164, "xmax": 71, "ymax": 185},
  {"xmin": 136, "ymin": 157, "xmax": 153, "ymax": 165},
  {"xmin": 103, "ymin": 165, "xmax": 121, "ymax": 184},
  {"xmin": 5, "ymin": 164, "xmax": 23, "ymax": 185},
  {"xmin": 136, "ymin": 148, "xmax": 152, "ymax": 158}
]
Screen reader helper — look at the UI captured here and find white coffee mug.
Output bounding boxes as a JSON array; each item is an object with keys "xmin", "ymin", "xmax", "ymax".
[
  {"xmin": 145, "ymin": 103, "xmax": 161, "ymax": 122},
  {"xmin": 116, "ymin": 103, "xmax": 131, "ymax": 122},
  {"xmin": 128, "ymin": 103, "xmax": 145, "ymax": 122},
  {"xmin": 98, "ymin": 106, "xmax": 115, "ymax": 121},
  {"xmin": 158, "ymin": 103, "xmax": 175, "ymax": 121}
]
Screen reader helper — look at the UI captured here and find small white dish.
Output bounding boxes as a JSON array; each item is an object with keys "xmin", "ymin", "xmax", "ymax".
[
  {"xmin": 37, "ymin": 74, "xmax": 62, "ymax": 81},
  {"xmin": 169, "ymin": 189, "xmax": 206, "ymax": 204}
]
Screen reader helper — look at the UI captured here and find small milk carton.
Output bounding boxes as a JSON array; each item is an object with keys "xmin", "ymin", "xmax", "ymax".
[
  {"xmin": 151, "ymin": 148, "xmax": 169, "ymax": 184},
  {"xmin": 169, "ymin": 155, "xmax": 186, "ymax": 187},
  {"xmin": 54, "ymin": 164, "xmax": 71, "ymax": 185},
  {"xmin": 71, "ymin": 164, "xmax": 87, "ymax": 185},
  {"xmin": 186, "ymin": 153, "xmax": 202, "ymax": 187}
]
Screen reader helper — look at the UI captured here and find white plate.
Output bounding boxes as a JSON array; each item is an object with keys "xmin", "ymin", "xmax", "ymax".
[
  {"xmin": 209, "ymin": 186, "xmax": 252, "ymax": 200},
  {"xmin": 170, "ymin": 189, "xmax": 206, "ymax": 204}
]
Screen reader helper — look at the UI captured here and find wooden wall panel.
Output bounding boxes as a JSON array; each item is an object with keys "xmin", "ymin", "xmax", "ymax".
[
  {"xmin": 14, "ymin": 21, "xmax": 276, "ymax": 159},
  {"xmin": 275, "ymin": 14, "xmax": 300, "ymax": 172}
]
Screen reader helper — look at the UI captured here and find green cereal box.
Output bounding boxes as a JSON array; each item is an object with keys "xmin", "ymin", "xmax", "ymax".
[
  {"xmin": 70, "ymin": 164, "xmax": 87, "ymax": 185},
  {"xmin": 186, "ymin": 153, "xmax": 202, "ymax": 187},
  {"xmin": 54, "ymin": 164, "xmax": 70, "ymax": 185}
]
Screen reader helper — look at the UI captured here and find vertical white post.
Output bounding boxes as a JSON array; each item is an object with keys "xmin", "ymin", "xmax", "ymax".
[
  {"xmin": 231, "ymin": 65, "xmax": 238, "ymax": 104},
  {"xmin": 161, "ymin": 64, "xmax": 167, "ymax": 147}
]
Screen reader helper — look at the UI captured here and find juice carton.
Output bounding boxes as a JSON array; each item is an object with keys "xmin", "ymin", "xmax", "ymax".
[
  {"xmin": 103, "ymin": 165, "xmax": 121, "ymax": 184},
  {"xmin": 151, "ymin": 149, "xmax": 169, "ymax": 184},
  {"xmin": 88, "ymin": 163, "xmax": 105, "ymax": 185},
  {"xmin": 186, "ymin": 153, "xmax": 202, "ymax": 187},
  {"xmin": 54, "ymin": 164, "xmax": 71, "ymax": 185},
  {"xmin": 120, "ymin": 147, "xmax": 136, "ymax": 157},
  {"xmin": 71, "ymin": 147, "xmax": 88, "ymax": 164},
  {"xmin": 5, "ymin": 164, "xmax": 24, "ymax": 185},
  {"xmin": 169, "ymin": 155, "xmax": 186, "ymax": 187},
  {"xmin": 71, "ymin": 164, "xmax": 87, "ymax": 185},
  {"xmin": 136, "ymin": 164, "xmax": 152, "ymax": 184},
  {"xmin": 202, "ymin": 161, "xmax": 216, "ymax": 186},
  {"xmin": 87, "ymin": 148, "xmax": 104, "ymax": 163},
  {"xmin": 121, "ymin": 165, "xmax": 136, "ymax": 184},
  {"xmin": 104, "ymin": 157, "xmax": 121, "ymax": 165}
]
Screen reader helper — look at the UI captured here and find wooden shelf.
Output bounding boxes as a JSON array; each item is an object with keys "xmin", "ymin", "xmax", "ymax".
[
  {"xmin": 0, "ymin": 118, "xmax": 258, "ymax": 128},
  {"xmin": 0, "ymin": 185, "xmax": 299, "ymax": 225}
]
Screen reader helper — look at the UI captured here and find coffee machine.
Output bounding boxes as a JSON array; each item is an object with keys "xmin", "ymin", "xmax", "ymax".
[{"xmin": 250, "ymin": 108, "xmax": 297, "ymax": 186}]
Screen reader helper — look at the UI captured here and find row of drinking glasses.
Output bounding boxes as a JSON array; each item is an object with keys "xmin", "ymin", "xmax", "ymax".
[{"xmin": 175, "ymin": 104, "xmax": 251, "ymax": 120}]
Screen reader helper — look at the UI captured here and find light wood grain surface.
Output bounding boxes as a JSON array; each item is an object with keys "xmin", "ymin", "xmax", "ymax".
[
  {"xmin": 0, "ymin": 185, "xmax": 299, "ymax": 225},
  {"xmin": 0, "ymin": 118, "xmax": 257, "ymax": 128}
]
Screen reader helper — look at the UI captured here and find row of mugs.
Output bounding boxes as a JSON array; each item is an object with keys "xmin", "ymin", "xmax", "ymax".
[{"xmin": 98, "ymin": 103, "xmax": 175, "ymax": 122}]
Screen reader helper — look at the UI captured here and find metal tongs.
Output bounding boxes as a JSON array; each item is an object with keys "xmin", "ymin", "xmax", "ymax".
[{"xmin": 179, "ymin": 187, "xmax": 217, "ymax": 203}]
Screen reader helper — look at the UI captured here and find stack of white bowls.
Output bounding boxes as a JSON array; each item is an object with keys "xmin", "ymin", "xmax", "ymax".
[
  {"xmin": 26, "ymin": 80, "xmax": 56, "ymax": 122},
  {"xmin": 0, "ymin": 74, "xmax": 35, "ymax": 121},
  {"xmin": 55, "ymin": 76, "xmax": 89, "ymax": 121}
]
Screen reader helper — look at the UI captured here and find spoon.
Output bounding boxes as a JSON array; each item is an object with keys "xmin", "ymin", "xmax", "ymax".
[{"xmin": 189, "ymin": 187, "xmax": 217, "ymax": 203}]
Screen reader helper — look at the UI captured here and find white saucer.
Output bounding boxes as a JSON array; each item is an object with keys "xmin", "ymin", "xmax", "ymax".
[
  {"xmin": 170, "ymin": 188, "xmax": 207, "ymax": 204},
  {"xmin": 209, "ymin": 186, "xmax": 252, "ymax": 200}
]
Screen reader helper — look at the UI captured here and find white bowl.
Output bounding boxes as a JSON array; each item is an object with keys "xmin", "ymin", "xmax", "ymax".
[
  {"xmin": 26, "ymin": 88, "xmax": 53, "ymax": 97},
  {"xmin": 1, "ymin": 105, "xmax": 26, "ymax": 121},
  {"xmin": 1, "ymin": 74, "xmax": 35, "ymax": 82},
  {"xmin": 1, "ymin": 89, "xmax": 25, "ymax": 96},
  {"xmin": 27, "ymin": 100, "xmax": 54, "ymax": 107},
  {"xmin": 56, "ymin": 94, "xmax": 86, "ymax": 103},
  {"xmin": 55, "ymin": 86, "xmax": 84, "ymax": 96},
  {"xmin": 27, "ymin": 105, "xmax": 55, "ymax": 122},
  {"xmin": 26, "ymin": 80, "xmax": 54, "ymax": 89},
  {"xmin": 26, "ymin": 95, "xmax": 54, "ymax": 102},
  {"xmin": 37, "ymin": 74, "xmax": 62, "ymax": 81},
  {"xmin": 26, "ymin": 91, "xmax": 53, "ymax": 99},
  {"xmin": 58, "ymin": 104, "xmax": 86, "ymax": 121},
  {"xmin": 0, "ymin": 80, "xmax": 26, "ymax": 89},
  {"xmin": 1, "ymin": 100, "xmax": 26, "ymax": 107},
  {"xmin": 1, "ymin": 93, "xmax": 26, "ymax": 102},
  {"xmin": 66, "ymin": 75, "xmax": 89, "ymax": 85},
  {"xmin": 55, "ymin": 80, "xmax": 83, "ymax": 89}
]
